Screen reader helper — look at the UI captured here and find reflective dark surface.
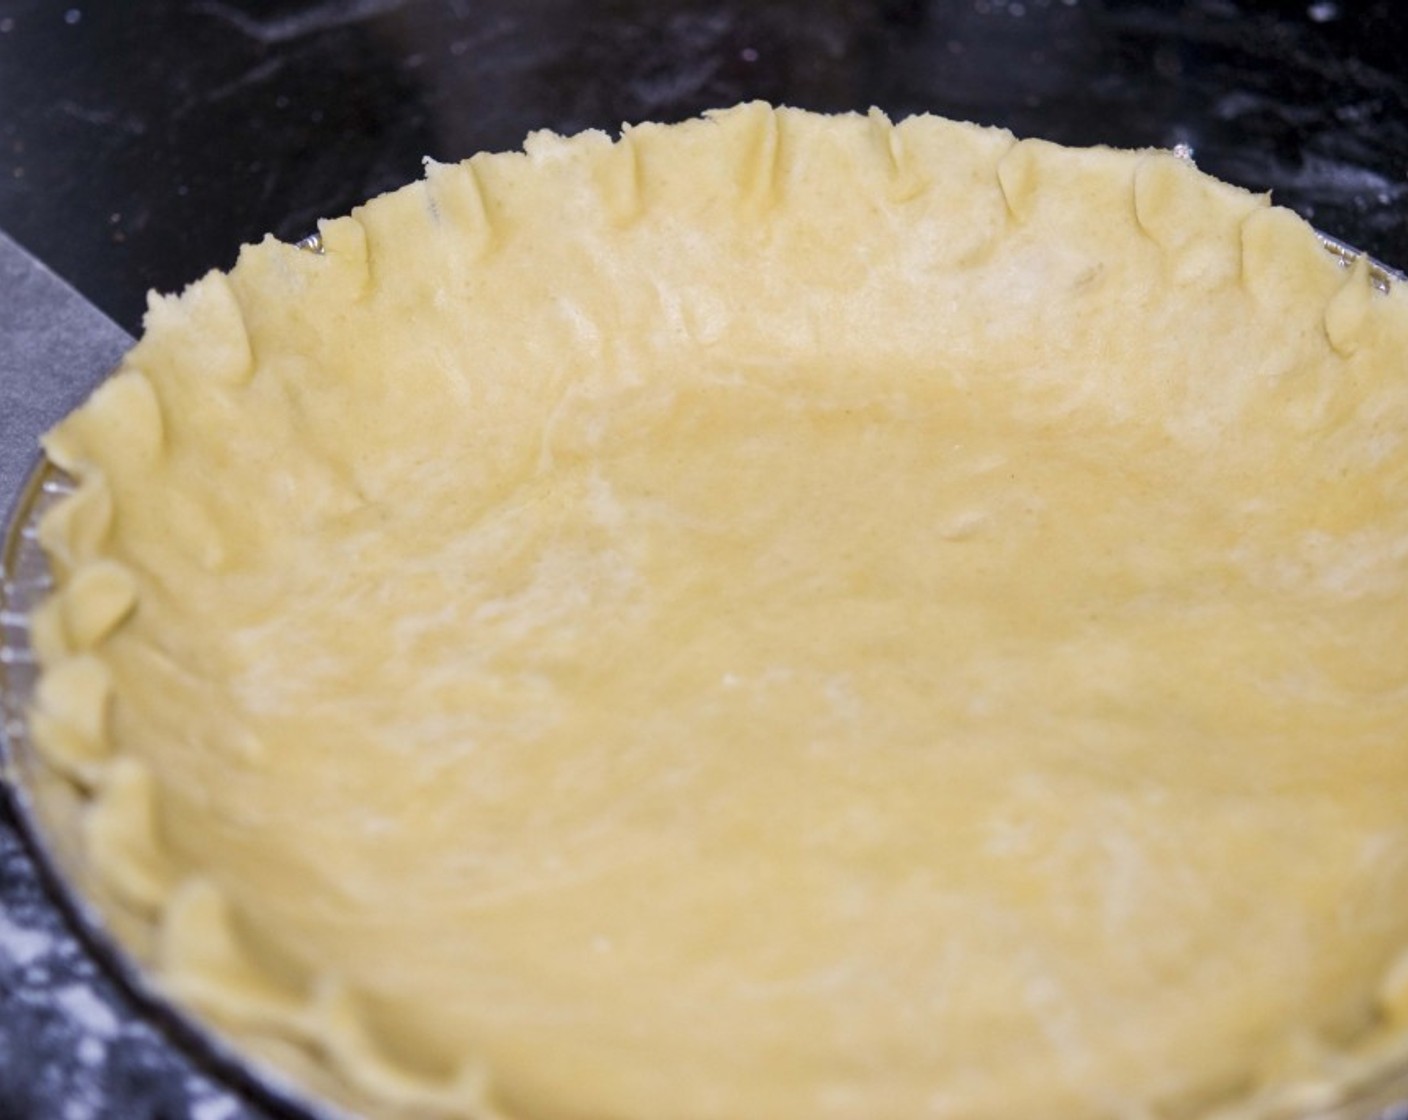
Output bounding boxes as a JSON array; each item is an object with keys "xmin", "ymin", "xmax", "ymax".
[
  {"xmin": 0, "ymin": 0, "xmax": 1404, "ymax": 334},
  {"xmin": 0, "ymin": 2, "xmax": 1405, "ymax": 1118}
]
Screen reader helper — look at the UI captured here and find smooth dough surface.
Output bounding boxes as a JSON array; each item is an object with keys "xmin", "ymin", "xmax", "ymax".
[{"xmin": 31, "ymin": 104, "xmax": 1408, "ymax": 1120}]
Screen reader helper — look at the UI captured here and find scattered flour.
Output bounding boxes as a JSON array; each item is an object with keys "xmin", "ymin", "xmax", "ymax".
[
  {"xmin": 0, "ymin": 911, "xmax": 54, "ymax": 968},
  {"xmin": 61, "ymin": 1098, "xmax": 97, "ymax": 1120},
  {"xmin": 76, "ymin": 1036, "xmax": 105, "ymax": 1065},
  {"xmin": 191, "ymin": 1094, "xmax": 245, "ymax": 1120},
  {"xmin": 53, "ymin": 983, "xmax": 122, "ymax": 1039}
]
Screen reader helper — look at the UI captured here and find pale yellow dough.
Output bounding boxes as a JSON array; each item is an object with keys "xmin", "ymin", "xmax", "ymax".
[{"xmin": 29, "ymin": 104, "xmax": 1408, "ymax": 1120}]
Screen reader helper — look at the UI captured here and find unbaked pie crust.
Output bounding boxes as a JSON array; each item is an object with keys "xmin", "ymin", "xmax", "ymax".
[{"xmin": 25, "ymin": 103, "xmax": 1408, "ymax": 1120}]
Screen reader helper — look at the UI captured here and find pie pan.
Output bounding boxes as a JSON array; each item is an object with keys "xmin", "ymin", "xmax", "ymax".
[
  {"xmin": 3, "ymin": 235, "xmax": 1408, "ymax": 1120},
  {"xmin": 1, "ymin": 466, "xmax": 352, "ymax": 1120},
  {"xmin": 5, "ymin": 104, "xmax": 1408, "ymax": 1120}
]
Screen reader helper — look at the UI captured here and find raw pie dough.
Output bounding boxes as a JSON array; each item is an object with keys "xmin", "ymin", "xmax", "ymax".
[{"xmin": 28, "ymin": 104, "xmax": 1408, "ymax": 1120}]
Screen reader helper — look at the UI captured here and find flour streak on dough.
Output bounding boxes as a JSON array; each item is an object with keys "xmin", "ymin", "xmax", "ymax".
[{"xmin": 28, "ymin": 103, "xmax": 1408, "ymax": 1120}]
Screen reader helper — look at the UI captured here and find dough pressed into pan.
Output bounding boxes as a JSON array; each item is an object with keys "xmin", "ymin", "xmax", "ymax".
[{"xmin": 29, "ymin": 103, "xmax": 1408, "ymax": 1120}]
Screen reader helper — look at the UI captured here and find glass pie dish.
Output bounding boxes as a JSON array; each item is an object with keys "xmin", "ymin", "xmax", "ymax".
[{"xmin": 5, "ymin": 105, "xmax": 1408, "ymax": 1120}]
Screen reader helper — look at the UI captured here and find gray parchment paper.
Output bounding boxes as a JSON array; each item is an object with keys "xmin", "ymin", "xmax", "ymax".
[{"xmin": 0, "ymin": 228, "xmax": 130, "ymax": 509}]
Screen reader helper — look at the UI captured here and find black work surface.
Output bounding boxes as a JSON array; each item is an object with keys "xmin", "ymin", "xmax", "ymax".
[
  {"xmin": 0, "ymin": 2, "xmax": 1405, "ymax": 1119},
  {"xmin": 2, "ymin": 0, "xmax": 1406, "ymax": 333}
]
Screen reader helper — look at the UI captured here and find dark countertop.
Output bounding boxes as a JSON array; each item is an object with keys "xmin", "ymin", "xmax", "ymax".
[
  {"xmin": 1, "ymin": 0, "xmax": 1405, "ymax": 335},
  {"xmin": 0, "ymin": 2, "xmax": 1405, "ymax": 1118}
]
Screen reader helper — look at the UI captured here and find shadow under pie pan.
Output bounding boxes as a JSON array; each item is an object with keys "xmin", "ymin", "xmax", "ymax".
[{"xmin": 5, "ymin": 104, "xmax": 1408, "ymax": 1120}]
